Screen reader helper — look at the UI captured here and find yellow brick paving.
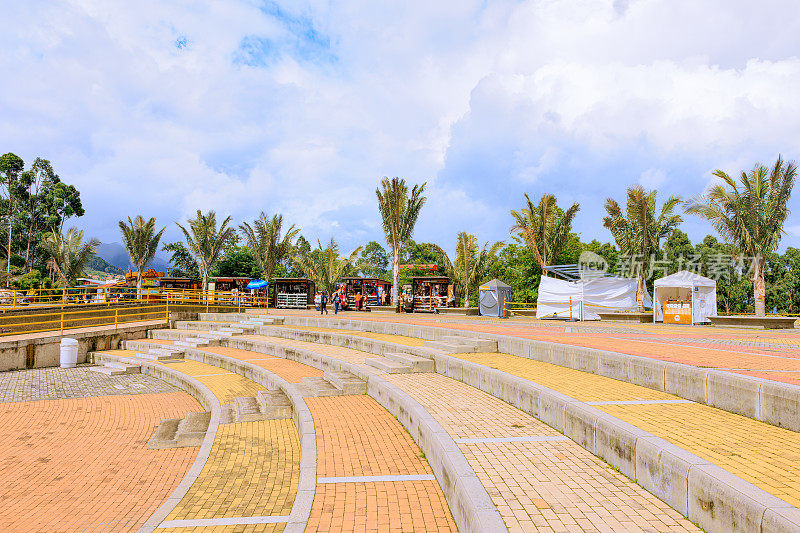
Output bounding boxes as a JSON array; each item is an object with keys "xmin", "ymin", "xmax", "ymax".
[
  {"xmin": 165, "ymin": 420, "xmax": 299, "ymax": 521},
  {"xmin": 274, "ymin": 325, "xmax": 425, "ymax": 347},
  {"xmin": 385, "ymin": 373, "xmax": 698, "ymax": 533},
  {"xmin": 157, "ymin": 359, "xmax": 265, "ymax": 405}
]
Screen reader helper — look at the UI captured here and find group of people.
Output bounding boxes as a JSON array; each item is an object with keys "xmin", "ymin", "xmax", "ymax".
[{"xmin": 314, "ymin": 287, "xmax": 378, "ymax": 315}]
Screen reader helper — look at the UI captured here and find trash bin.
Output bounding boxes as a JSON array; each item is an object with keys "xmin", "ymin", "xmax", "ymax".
[
  {"xmin": 60, "ymin": 338, "xmax": 78, "ymax": 368},
  {"xmin": 479, "ymin": 279, "xmax": 512, "ymax": 318}
]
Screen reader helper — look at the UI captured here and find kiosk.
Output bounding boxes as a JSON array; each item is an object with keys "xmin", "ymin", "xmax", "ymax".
[
  {"xmin": 272, "ymin": 278, "xmax": 315, "ymax": 309},
  {"xmin": 410, "ymin": 276, "xmax": 453, "ymax": 312},
  {"xmin": 653, "ymin": 271, "xmax": 717, "ymax": 325},
  {"xmin": 341, "ymin": 277, "xmax": 392, "ymax": 309}
]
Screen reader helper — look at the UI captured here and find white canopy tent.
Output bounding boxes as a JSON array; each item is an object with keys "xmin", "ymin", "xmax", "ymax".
[
  {"xmin": 653, "ymin": 271, "xmax": 716, "ymax": 324},
  {"xmin": 536, "ymin": 276, "xmax": 651, "ymax": 321}
]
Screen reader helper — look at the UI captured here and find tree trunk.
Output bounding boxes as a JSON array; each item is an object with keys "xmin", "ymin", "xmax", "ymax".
[
  {"xmin": 636, "ymin": 274, "xmax": 646, "ymax": 312},
  {"xmin": 463, "ymin": 294, "xmax": 469, "ymax": 308},
  {"xmin": 392, "ymin": 248, "xmax": 400, "ymax": 312},
  {"xmin": 137, "ymin": 272, "xmax": 142, "ymax": 300},
  {"xmin": 6, "ymin": 197, "xmax": 13, "ymax": 281},
  {"xmin": 753, "ymin": 258, "xmax": 766, "ymax": 317}
]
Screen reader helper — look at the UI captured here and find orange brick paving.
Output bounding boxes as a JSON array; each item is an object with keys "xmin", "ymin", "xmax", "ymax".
[
  {"xmin": 306, "ymin": 395, "xmax": 432, "ymax": 477},
  {"xmin": 0, "ymin": 392, "xmax": 200, "ymax": 532},
  {"xmin": 306, "ymin": 481, "xmax": 456, "ymax": 533},
  {"xmin": 201, "ymin": 345, "xmax": 325, "ymax": 383}
]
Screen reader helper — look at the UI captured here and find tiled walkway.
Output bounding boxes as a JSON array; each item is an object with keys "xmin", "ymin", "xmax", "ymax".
[{"xmin": 0, "ymin": 384, "xmax": 200, "ymax": 532}]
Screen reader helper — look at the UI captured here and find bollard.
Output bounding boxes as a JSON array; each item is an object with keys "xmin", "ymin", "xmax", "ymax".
[{"xmin": 60, "ymin": 338, "xmax": 78, "ymax": 368}]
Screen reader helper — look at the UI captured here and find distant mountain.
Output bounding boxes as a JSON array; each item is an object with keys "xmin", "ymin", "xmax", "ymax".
[
  {"xmin": 96, "ymin": 242, "xmax": 170, "ymax": 272},
  {"xmin": 86, "ymin": 255, "xmax": 124, "ymax": 276}
]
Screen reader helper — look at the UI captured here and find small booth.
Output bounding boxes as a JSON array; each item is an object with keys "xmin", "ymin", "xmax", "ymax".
[
  {"xmin": 125, "ymin": 269, "xmax": 164, "ymax": 300},
  {"xmin": 653, "ymin": 271, "xmax": 716, "ymax": 325},
  {"xmin": 159, "ymin": 277, "xmax": 201, "ymax": 290},
  {"xmin": 341, "ymin": 277, "xmax": 392, "ymax": 309},
  {"xmin": 410, "ymin": 276, "xmax": 453, "ymax": 312},
  {"xmin": 479, "ymin": 279, "xmax": 512, "ymax": 317},
  {"xmin": 245, "ymin": 279, "xmax": 269, "ymax": 307},
  {"xmin": 272, "ymin": 278, "xmax": 315, "ymax": 309},
  {"xmin": 209, "ymin": 277, "xmax": 252, "ymax": 292}
]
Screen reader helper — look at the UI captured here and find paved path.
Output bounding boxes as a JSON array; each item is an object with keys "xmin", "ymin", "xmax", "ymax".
[
  {"xmin": 0, "ymin": 367, "xmax": 201, "ymax": 532},
  {"xmin": 241, "ymin": 333, "xmax": 698, "ymax": 532},
  {"xmin": 267, "ymin": 310, "xmax": 800, "ymax": 386}
]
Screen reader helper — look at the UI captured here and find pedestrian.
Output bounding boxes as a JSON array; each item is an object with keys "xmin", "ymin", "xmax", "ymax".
[
  {"xmin": 314, "ymin": 292, "xmax": 321, "ymax": 311},
  {"xmin": 320, "ymin": 292, "xmax": 328, "ymax": 315},
  {"xmin": 355, "ymin": 291, "xmax": 362, "ymax": 311},
  {"xmin": 333, "ymin": 288, "xmax": 340, "ymax": 314}
]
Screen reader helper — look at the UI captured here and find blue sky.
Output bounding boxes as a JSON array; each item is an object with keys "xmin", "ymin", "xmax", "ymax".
[{"xmin": 3, "ymin": 0, "xmax": 800, "ymax": 255}]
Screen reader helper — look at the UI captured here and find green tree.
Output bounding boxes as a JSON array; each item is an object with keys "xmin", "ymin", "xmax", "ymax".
[
  {"xmin": 357, "ymin": 241, "xmax": 389, "ymax": 279},
  {"xmin": 0, "ymin": 153, "xmax": 24, "ymax": 279},
  {"xmin": 119, "ymin": 215, "xmax": 166, "ymax": 295},
  {"xmin": 213, "ymin": 245, "xmax": 261, "ymax": 278},
  {"xmin": 176, "ymin": 210, "xmax": 236, "ymax": 290},
  {"xmin": 239, "ymin": 213, "xmax": 300, "ymax": 281},
  {"xmin": 162, "ymin": 241, "xmax": 200, "ymax": 278},
  {"xmin": 603, "ymin": 185, "xmax": 682, "ymax": 310},
  {"xmin": 294, "ymin": 238, "xmax": 361, "ymax": 295},
  {"xmin": 510, "ymin": 193, "xmax": 579, "ymax": 274},
  {"xmin": 432, "ymin": 232, "xmax": 503, "ymax": 307},
  {"xmin": 376, "ymin": 177, "xmax": 427, "ymax": 310},
  {"xmin": 685, "ymin": 156, "xmax": 797, "ymax": 316},
  {"xmin": 41, "ymin": 227, "xmax": 100, "ymax": 290}
]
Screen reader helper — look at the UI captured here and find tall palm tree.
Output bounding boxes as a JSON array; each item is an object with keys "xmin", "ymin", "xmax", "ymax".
[
  {"xmin": 510, "ymin": 193, "xmax": 579, "ymax": 274},
  {"xmin": 603, "ymin": 185, "xmax": 682, "ymax": 311},
  {"xmin": 41, "ymin": 227, "xmax": 100, "ymax": 291},
  {"xmin": 239, "ymin": 213, "xmax": 300, "ymax": 281},
  {"xmin": 376, "ymin": 177, "xmax": 427, "ymax": 310},
  {"xmin": 685, "ymin": 156, "xmax": 797, "ymax": 316},
  {"xmin": 176, "ymin": 210, "xmax": 236, "ymax": 290},
  {"xmin": 432, "ymin": 232, "xmax": 504, "ymax": 307},
  {"xmin": 294, "ymin": 238, "xmax": 361, "ymax": 295},
  {"xmin": 119, "ymin": 215, "xmax": 166, "ymax": 296}
]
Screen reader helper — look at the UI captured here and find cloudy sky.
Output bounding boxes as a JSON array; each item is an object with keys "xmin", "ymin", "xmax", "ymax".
[{"xmin": 3, "ymin": 0, "xmax": 800, "ymax": 255}]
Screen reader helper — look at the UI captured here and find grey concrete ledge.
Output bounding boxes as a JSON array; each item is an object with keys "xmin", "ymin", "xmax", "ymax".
[
  {"xmin": 92, "ymin": 351, "xmax": 221, "ymax": 533},
  {"xmin": 269, "ymin": 315, "xmax": 800, "ymax": 434},
  {"xmin": 211, "ymin": 335, "xmax": 507, "ymax": 533},
  {"xmin": 175, "ymin": 347, "xmax": 317, "ymax": 533},
  {"xmin": 244, "ymin": 323, "xmax": 800, "ymax": 533}
]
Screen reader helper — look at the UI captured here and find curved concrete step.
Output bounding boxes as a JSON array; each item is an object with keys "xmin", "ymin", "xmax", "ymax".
[
  {"xmin": 383, "ymin": 352, "xmax": 433, "ymax": 372},
  {"xmin": 365, "ymin": 356, "xmax": 413, "ymax": 374}
]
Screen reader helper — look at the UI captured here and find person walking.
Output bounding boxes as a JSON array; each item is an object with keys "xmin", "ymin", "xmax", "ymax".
[
  {"xmin": 320, "ymin": 292, "xmax": 328, "ymax": 315},
  {"xmin": 333, "ymin": 288, "xmax": 340, "ymax": 314}
]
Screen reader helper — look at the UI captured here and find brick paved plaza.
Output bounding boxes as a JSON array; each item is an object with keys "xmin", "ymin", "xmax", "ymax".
[{"xmin": 1, "ymin": 311, "xmax": 799, "ymax": 532}]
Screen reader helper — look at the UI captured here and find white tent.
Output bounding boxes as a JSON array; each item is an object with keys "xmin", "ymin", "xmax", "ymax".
[
  {"xmin": 653, "ymin": 271, "xmax": 716, "ymax": 324},
  {"xmin": 536, "ymin": 276, "xmax": 651, "ymax": 321}
]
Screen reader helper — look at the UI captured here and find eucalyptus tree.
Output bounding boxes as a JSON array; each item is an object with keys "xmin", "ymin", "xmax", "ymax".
[
  {"xmin": 239, "ymin": 213, "xmax": 300, "ymax": 281},
  {"xmin": 119, "ymin": 215, "xmax": 166, "ymax": 295},
  {"xmin": 0, "ymin": 153, "xmax": 24, "ymax": 277},
  {"xmin": 510, "ymin": 193, "xmax": 579, "ymax": 274},
  {"xmin": 376, "ymin": 177, "xmax": 427, "ymax": 310},
  {"xmin": 41, "ymin": 227, "xmax": 100, "ymax": 291},
  {"xmin": 176, "ymin": 210, "xmax": 236, "ymax": 290},
  {"xmin": 432, "ymin": 232, "xmax": 504, "ymax": 307},
  {"xmin": 685, "ymin": 156, "xmax": 797, "ymax": 316},
  {"xmin": 603, "ymin": 185, "xmax": 682, "ymax": 311},
  {"xmin": 294, "ymin": 238, "xmax": 361, "ymax": 295}
]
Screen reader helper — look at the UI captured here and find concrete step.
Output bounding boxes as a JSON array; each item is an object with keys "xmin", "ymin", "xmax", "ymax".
[
  {"xmin": 383, "ymin": 352, "xmax": 434, "ymax": 372},
  {"xmin": 88, "ymin": 362, "xmax": 141, "ymax": 376},
  {"xmin": 364, "ymin": 356, "xmax": 413, "ymax": 374},
  {"xmin": 234, "ymin": 396, "xmax": 264, "ymax": 423},
  {"xmin": 257, "ymin": 390, "xmax": 293, "ymax": 419},
  {"xmin": 300, "ymin": 376, "xmax": 344, "ymax": 397},
  {"xmin": 323, "ymin": 371, "xmax": 367, "ymax": 394},
  {"xmin": 441, "ymin": 336, "xmax": 498, "ymax": 352},
  {"xmin": 135, "ymin": 347, "xmax": 184, "ymax": 361},
  {"xmin": 148, "ymin": 411, "xmax": 210, "ymax": 449},
  {"xmin": 197, "ymin": 332, "xmax": 230, "ymax": 340},
  {"xmin": 176, "ymin": 411, "xmax": 211, "ymax": 447},
  {"xmin": 423, "ymin": 340, "xmax": 477, "ymax": 353}
]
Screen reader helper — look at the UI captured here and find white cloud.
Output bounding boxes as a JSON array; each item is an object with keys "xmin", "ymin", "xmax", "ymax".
[{"xmin": 2, "ymin": 0, "xmax": 800, "ymax": 252}]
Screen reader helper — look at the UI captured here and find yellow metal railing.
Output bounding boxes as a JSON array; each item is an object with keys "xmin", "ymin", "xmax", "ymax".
[{"xmin": 0, "ymin": 287, "xmax": 270, "ymax": 337}]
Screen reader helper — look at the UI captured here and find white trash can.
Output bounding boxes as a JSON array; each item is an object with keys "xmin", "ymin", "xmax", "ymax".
[{"xmin": 60, "ymin": 338, "xmax": 78, "ymax": 368}]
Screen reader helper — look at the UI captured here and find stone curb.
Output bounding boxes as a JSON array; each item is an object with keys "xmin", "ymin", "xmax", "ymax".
[
  {"xmin": 91, "ymin": 351, "xmax": 221, "ymax": 533},
  {"xmin": 262, "ymin": 315, "xmax": 800, "ymax": 434},
  {"xmin": 175, "ymin": 347, "xmax": 317, "ymax": 533},
  {"xmin": 245, "ymin": 322, "xmax": 800, "ymax": 533},
  {"xmin": 212, "ymin": 335, "xmax": 508, "ymax": 533}
]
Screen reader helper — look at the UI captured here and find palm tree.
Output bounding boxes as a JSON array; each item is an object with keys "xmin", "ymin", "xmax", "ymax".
[
  {"xmin": 376, "ymin": 177, "xmax": 427, "ymax": 310},
  {"xmin": 41, "ymin": 227, "xmax": 100, "ymax": 291},
  {"xmin": 119, "ymin": 215, "xmax": 166, "ymax": 296},
  {"xmin": 239, "ymin": 213, "xmax": 300, "ymax": 281},
  {"xmin": 176, "ymin": 210, "xmax": 236, "ymax": 290},
  {"xmin": 603, "ymin": 185, "xmax": 682, "ymax": 311},
  {"xmin": 510, "ymin": 193, "xmax": 579, "ymax": 274},
  {"xmin": 294, "ymin": 238, "xmax": 361, "ymax": 295},
  {"xmin": 432, "ymin": 232, "xmax": 504, "ymax": 307},
  {"xmin": 685, "ymin": 156, "xmax": 797, "ymax": 316}
]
